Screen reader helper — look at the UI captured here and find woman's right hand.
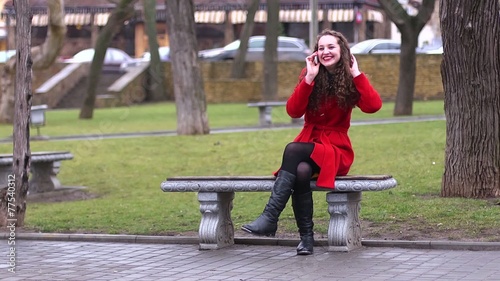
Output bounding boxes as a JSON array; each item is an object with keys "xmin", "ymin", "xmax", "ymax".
[{"xmin": 304, "ymin": 52, "xmax": 319, "ymax": 85}]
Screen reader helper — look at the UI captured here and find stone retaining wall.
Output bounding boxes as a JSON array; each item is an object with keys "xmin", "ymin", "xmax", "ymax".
[
  {"xmin": 165, "ymin": 54, "xmax": 443, "ymax": 103},
  {"xmin": 3, "ymin": 54, "xmax": 443, "ymax": 109}
]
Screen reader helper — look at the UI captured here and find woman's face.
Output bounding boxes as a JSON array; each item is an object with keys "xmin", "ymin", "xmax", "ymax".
[{"xmin": 317, "ymin": 35, "xmax": 342, "ymax": 70}]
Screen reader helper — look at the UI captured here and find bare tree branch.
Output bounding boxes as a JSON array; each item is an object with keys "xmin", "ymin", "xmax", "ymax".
[{"xmin": 32, "ymin": 0, "xmax": 66, "ymax": 70}]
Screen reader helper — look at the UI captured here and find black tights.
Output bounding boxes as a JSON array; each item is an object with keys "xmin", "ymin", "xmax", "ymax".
[{"xmin": 279, "ymin": 142, "xmax": 320, "ymax": 195}]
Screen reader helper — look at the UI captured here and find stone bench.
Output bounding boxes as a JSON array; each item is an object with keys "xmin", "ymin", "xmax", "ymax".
[
  {"xmin": 161, "ymin": 175, "xmax": 397, "ymax": 252},
  {"xmin": 247, "ymin": 101, "xmax": 303, "ymax": 126},
  {"xmin": 0, "ymin": 151, "xmax": 74, "ymax": 193}
]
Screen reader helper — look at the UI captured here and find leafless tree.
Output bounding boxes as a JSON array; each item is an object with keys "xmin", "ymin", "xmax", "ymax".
[
  {"xmin": 230, "ymin": 0, "xmax": 260, "ymax": 79},
  {"xmin": 378, "ymin": 0, "xmax": 435, "ymax": 116},
  {"xmin": 262, "ymin": 0, "xmax": 279, "ymax": 101},
  {"xmin": 143, "ymin": 0, "xmax": 166, "ymax": 101},
  {"xmin": 79, "ymin": 0, "xmax": 138, "ymax": 119},
  {"xmin": 0, "ymin": 0, "xmax": 66, "ymax": 123},
  {"xmin": 0, "ymin": 0, "xmax": 66, "ymax": 227},
  {"xmin": 165, "ymin": 0, "xmax": 209, "ymax": 135},
  {"xmin": 440, "ymin": 0, "xmax": 500, "ymax": 198}
]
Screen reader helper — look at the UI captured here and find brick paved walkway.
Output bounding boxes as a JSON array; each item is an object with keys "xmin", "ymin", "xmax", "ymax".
[{"xmin": 2, "ymin": 240, "xmax": 500, "ymax": 280}]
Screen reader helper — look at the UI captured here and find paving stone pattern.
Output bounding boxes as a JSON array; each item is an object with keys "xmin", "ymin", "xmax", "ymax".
[{"xmin": 1, "ymin": 240, "xmax": 500, "ymax": 280}]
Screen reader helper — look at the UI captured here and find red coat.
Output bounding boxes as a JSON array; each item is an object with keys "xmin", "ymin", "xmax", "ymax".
[{"xmin": 275, "ymin": 68, "xmax": 382, "ymax": 189}]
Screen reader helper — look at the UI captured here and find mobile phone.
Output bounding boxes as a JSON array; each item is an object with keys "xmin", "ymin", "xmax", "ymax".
[{"xmin": 314, "ymin": 55, "xmax": 318, "ymax": 65}]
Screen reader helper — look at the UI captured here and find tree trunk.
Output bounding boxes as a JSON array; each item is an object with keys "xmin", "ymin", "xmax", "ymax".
[
  {"xmin": 230, "ymin": 0, "xmax": 259, "ymax": 79},
  {"xmin": 1, "ymin": 0, "xmax": 66, "ymax": 227},
  {"xmin": 79, "ymin": 0, "xmax": 137, "ymax": 119},
  {"xmin": 223, "ymin": 10, "xmax": 235, "ymax": 45},
  {"xmin": 144, "ymin": 0, "xmax": 166, "ymax": 101},
  {"xmin": 165, "ymin": 0, "xmax": 209, "ymax": 135},
  {"xmin": 0, "ymin": 0, "xmax": 66, "ymax": 123},
  {"xmin": 378, "ymin": 0, "xmax": 435, "ymax": 116},
  {"xmin": 31, "ymin": 0, "xmax": 66, "ymax": 70},
  {"xmin": 262, "ymin": 0, "xmax": 279, "ymax": 101},
  {"xmin": 393, "ymin": 21, "xmax": 419, "ymax": 116},
  {"xmin": 0, "ymin": 0, "xmax": 31, "ymax": 228},
  {"xmin": 440, "ymin": 0, "xmax": 500, "ymax": 198}
]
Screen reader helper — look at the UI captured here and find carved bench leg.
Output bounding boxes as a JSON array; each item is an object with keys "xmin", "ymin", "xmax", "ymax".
[
  {"xmin": 258, "ymin": 106, "xmax": 272, "ymax": 126},
  {"xmin": 0, "ymin": 166, "xmax": 12, "ymax": 188},
  {"xmin": 326, "ymin": 192, "xmax": 362, "ymax": 252},
  {"xmin": 197, "ymin": 192, "xmax": 235, "ymax": 250},
  {"xmin": 29, "ymin": 161, "xmax": 61, "ymax": 193}
]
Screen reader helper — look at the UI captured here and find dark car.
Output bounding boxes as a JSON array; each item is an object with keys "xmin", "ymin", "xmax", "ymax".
[{"xmin": 198, "ymin": 36, "xmax": 311, "ymax": 61}]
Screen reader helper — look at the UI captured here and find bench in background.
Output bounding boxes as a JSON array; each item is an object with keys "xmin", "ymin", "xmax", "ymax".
[
  {"xmin": 0, "ymin": 151, "xmax": 74, "ymax": 193},
  {"xmin": 30, "ymin": 104, "xmax": 48, "ymax": 138},
  {"xmin": 161, "ymin": 175, "xmax": 397, "ymax": 252},
  {"xmin": 247, "ymin": 101, "xmax": 303, "ymax": 126}
]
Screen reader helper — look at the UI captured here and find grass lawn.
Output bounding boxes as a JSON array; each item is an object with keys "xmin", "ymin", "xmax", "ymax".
[
  {"xmin": 0, "ymin": 100, "xmax": 444, "ymax": 138},
  {"xmin": 1, "ymin": 100, "xmax": 498, "ymax": 242}
]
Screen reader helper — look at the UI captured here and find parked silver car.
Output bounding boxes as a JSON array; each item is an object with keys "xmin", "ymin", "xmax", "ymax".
[
  {"xmin": 199, "ymin": 36, "xmax": 311, "ymax": 61},
  {"xmin": 419, "ymin": 46, "xmax": 443, "ymax": 54},
  {"xmin": 351, "ymin": 38, "xmax": 443, "ymax": 54},
  {"xmin": 350, "ymin": 39, "xmax": 401, "ymax": 54}
]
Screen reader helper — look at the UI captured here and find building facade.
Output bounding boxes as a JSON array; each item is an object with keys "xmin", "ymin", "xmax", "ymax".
[{"xmin": 1, "ymin": 0, "xmax": 390, "ymax": 58}]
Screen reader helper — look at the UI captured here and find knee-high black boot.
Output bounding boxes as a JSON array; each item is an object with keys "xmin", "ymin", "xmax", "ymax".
[
  {"xmin": 241, "ymin": 170, "xmax": 295, "ymax": 236},
  {"xmin": 292, "ymin": 191, "xmax": 314, "ymax": 255}
]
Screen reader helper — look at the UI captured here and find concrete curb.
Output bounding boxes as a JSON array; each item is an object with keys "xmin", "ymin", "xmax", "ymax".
[
  {"xmin": 361, "ymin": 239, "xmax": 500, "ymax": 251},
  {"xmin": 2, "ymin": 232, "xmax": 499, "ymax": 251}
]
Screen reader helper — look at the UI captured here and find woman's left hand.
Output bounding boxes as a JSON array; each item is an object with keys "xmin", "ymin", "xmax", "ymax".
[
  {"xmin": 304, "ymin": 52, "xmax": 320, "ymax": 84},
  {"xmin": 350, "ymin": 55, "xmax": 362, "ymax": 78}
]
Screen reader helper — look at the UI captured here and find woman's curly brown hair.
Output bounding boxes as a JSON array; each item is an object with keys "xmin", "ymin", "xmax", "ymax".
[{"xmin": 306, "ymin": 29, "xmax": 360, "ymax": 111}]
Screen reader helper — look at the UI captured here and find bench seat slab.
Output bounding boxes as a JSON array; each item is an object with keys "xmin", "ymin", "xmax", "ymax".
[{"xmin": 0, "ymin": 151, "xmax": 73, "ymax": 193}]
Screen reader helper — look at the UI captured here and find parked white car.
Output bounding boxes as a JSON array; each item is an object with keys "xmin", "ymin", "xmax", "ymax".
[
  {"xmin": 350, "ymin": 39, "xmax": 401, "ymax": 54},
  {"xmin": 199, "ymin": 36, "xmax": 311, "ymax": 61},
  {"xmin": 62, "ymin": 48, "xmax": 145, "ymax": 71},
  {"xmin": 142, "ymin": 46, "xmax": 170, "ymax": 62},
  {"xmin": 0, "ymin": 50, "xmax": 16, "ymax": 63}
]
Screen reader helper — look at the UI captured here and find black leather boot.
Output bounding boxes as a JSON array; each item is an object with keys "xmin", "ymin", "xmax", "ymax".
[
  {"xmin": 241, "ymin": 170, "xmax": 295, "ymax": 236},
  {"xmin": 292, "ymin": 191, "xmax": 314, "ymax": 255}
]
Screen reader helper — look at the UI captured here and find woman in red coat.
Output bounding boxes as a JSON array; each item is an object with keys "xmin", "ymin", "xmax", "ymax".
[{"xmin": 242, "ymin": 29, "xmax": 382, "ymax": 255}]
